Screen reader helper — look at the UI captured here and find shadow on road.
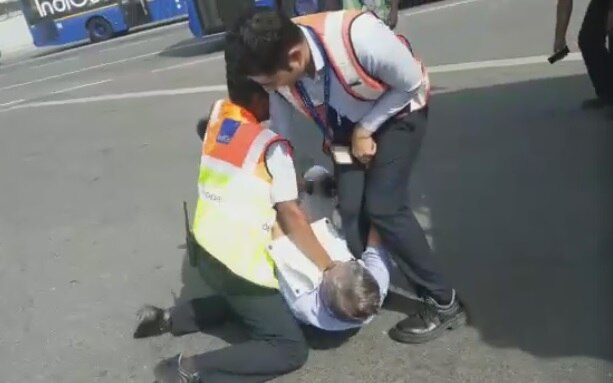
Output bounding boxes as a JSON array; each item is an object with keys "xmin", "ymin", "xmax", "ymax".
[
  {"xmin": 171, "ymin": 73, "xmax": 612, "ymax": 362},
  {"xmin": 415, "ymin": 73, "xmax": 613, "ymax": 361}
]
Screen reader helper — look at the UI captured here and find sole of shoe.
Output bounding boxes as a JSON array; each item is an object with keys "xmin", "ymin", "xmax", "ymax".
[{"xmin": 388, "ymin": 311, "xmax": 467, "ymax": 344}]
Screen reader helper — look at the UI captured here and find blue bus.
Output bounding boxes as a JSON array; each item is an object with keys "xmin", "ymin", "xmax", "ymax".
[
  {"xmin": 185, "ymin": 0, "xmax": 275, "ymax": 38},
  {"xmin": 19, "ymin": 0, "xmax": 188, "ymax": 46}
]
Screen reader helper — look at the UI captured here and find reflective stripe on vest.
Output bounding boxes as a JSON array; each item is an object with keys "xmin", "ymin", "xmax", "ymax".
[
  {"xmin": 283, "ymin": 10, "xmax": 430, "ymax": 115},
  {"xmin": 193, "ymin": 100, "xmax": 282, "ymax": 289}
]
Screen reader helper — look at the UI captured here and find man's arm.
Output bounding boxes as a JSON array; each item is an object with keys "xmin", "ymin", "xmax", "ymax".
[
  {"xmin": 554, "ymin": 0, "xmax": 573, "ymax": 53},
  {"xmin": 350, "ymin": 13, "xmax": 424, "ymax": 135},
  {"xmin": 267, "ymin": 142, "xmax": 334, "ymax": 271},
  {"xmin": 387, "ymin": 0, "xmax": 399, "ymax": 29}
]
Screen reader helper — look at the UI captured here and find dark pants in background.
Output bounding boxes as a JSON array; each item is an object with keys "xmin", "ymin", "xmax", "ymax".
[
  {"xmin": 170, "ymin": 252, "xmax": 308, "ymax": 383},
  {"xmin": 578, "ymin": 0, "xmax": 613, "ymax": 102},
  {"xmin": 334, "ymin": 108, "xmax": 453, "ymax": 304}
]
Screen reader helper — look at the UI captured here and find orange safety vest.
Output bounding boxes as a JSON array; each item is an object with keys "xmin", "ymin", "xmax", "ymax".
[
  {"xmin": 278, "ymin": 10, "xmax": 430, "ymax": 118},
  {"xmin": 192, "ymin": 99, "xmax": 290, "ymax": 288}
]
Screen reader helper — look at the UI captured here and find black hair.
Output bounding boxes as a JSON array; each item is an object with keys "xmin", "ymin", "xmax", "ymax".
[
  {"xmin": 226, "ymin": 8, "xmax": 304, "ymax": 76},
  {"xmin": 224, "ymin": 37, "xmax": 269, "ymax": 108},
  {"xmin": 196, "ymin": 118, "xmax": 208, "ymax": 141}
]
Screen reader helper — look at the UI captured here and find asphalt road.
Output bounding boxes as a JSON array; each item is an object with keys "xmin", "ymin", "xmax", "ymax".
[{"xmin": 1, "ymin": 1, "xmax": 612, "ymax": 382}]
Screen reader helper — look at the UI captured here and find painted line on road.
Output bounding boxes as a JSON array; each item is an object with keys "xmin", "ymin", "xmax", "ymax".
[
  {"xmin": 0, "ymin": 99, "xmax": 25, "ymax": 108},
  {"xmin": 151, "ymin": 53, "xmax": 224, "ymax": 73},
  {"xmin": 428, "ymin": 52, "xmax": 582, "ymax": 74},
  {"xmin": 0, "ymin": 21, "xmax": 188, "ymax": 71},
  {"xmin": 31, "ymin": 56, "xmax": 79, "ymax": 70},
  {"xmin": 98, "ymin": 35, "xmax": 167, "ymax": 53},
  {"xmin": 2, "ymin": 85, "xmax": 227, "ymax": 112},
  {"xmin": 0, "ymin": 40, "xmax": 208, "ymax": 92},
  {"xmin": 1, "ymin": 52, "xmax": 585, "ymax": 113},
  {"xmin": 401, "ymin": 0, "xmax": 487, "ymax": 17},
  {"xmin": 50, "ymin": 79, "xmax": 113, "ymax": 95}
]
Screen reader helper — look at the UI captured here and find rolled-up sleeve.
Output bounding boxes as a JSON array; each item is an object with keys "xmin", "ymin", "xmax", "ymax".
[{"xmin": 350, "ymin": 14, "xmax": 424, "ymax": 133}]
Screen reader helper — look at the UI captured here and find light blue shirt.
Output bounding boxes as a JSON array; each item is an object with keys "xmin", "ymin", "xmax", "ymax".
[
  {"xmin": 279, "ymin": 246, "xmax": 391, "ymax": 331},
  {"xmin": 270, "ymin": 13, "xmax": 423, "ymax": 138}
]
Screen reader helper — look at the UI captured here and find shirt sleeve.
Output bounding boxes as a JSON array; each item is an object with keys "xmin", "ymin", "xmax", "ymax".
[
  {"xmin": 350, "ymin": 13, "xmax": 424, "ymax": 133},
  {"xmin": 265, "ymin": 141, "xmax": 299, "ymax": 205},
  {"xmin": 361, "ymin": 246, "xmax": 391, "ymax": 302}
]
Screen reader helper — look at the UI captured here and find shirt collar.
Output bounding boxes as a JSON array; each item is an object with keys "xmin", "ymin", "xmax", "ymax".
[{"xmin": 300, "ymin": 26, "xmax": 325, "ymax": 76}]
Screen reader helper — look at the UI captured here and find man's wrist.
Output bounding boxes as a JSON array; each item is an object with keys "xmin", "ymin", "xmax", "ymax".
[{"xmin": 353, "ymin": 125, "xmax": 373, "ymax": 139}]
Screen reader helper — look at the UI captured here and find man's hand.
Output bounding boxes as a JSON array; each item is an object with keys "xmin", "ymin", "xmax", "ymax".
[
  {"xmin": 387, "ymin": 0, "xmax": 399, "ymax": 29},
  {"xmin": 554, "ymin": 0, "xmax": 572, "ymax": 53},
  {"xmin": 553, "ymin": 35, "xmax": 567, "ymax": 54},
  {"xmin": 351, "ymin": 126, "xmax": 377, "ymax": 166}
]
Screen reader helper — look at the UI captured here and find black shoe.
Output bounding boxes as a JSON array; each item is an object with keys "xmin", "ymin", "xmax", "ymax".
[
  {"xmin": 154, "ymin": 354, "xmax": 200, "ymax": 383},
  {"xmin": 388, "ymin": 291, "xmax": 466, "ymax": 344},
  {"xmin": 133, "ymin": 305, "xmax": 171, "ymax": 339},
  {"xmin": 581, "ymin": 98, "xmax": 613, "ymax": 110}
]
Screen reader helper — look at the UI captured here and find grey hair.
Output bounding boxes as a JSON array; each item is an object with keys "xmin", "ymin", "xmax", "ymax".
[{"xmin": 321, "ymin": 261, "xmax": 381, "ymax": 322}]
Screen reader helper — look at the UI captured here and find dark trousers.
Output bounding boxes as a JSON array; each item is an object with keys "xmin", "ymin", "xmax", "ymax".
[
  {"xmin": 170, "ymin": 252, "xmax": 308, "ymax": 383},
  {"xmin": 578, "ymin": 0, "xmax": 613, "ymax": 101},
  {"xmin": 333, "ymin": 109, "xmax": 452, "ymax": 304}
]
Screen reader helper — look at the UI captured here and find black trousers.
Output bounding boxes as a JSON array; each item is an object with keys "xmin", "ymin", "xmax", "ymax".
[
  {"xmin": 170, "ymin": 252, "xmax": 308, "ymax": 383},
  {"xmin": 578, "ymin": 0, "xmax": 613, "ymax": 101},
  {"xmin": 333, "ymin": 109, "xmax": 452, "ymax": 304}
]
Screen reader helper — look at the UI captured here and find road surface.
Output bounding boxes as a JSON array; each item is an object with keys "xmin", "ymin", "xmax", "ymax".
[{"xmin": 1, "ymin": 1, "xmax": 612, "ymax": 382}]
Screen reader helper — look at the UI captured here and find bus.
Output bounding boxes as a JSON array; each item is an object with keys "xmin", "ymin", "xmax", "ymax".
[
  {"xmin": 19, "ymin": 0, "xmax": 188, "ymax": 46},
  {"xmin": 185, "ymin": 0, "xmax": 276, "ymax": 38}
]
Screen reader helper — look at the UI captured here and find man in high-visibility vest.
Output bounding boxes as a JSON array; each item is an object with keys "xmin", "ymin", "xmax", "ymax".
[
  {"xmin": 135, "ymin": 66, "xmax": 339, "ymax": 383},
  {"xmin": 227, "ymin": 8, "xmax": 466, "ymax": 344}
]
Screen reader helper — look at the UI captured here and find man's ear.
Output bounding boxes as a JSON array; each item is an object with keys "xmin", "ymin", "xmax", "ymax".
[{"xmin": 287, "ymin": 45, "xmax": 303, "ymax": 70}]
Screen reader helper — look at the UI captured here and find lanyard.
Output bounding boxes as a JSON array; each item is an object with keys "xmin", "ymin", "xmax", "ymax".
[{"xmin": 294, "ymin": 27, "xmax": 335, "ymax": 147}]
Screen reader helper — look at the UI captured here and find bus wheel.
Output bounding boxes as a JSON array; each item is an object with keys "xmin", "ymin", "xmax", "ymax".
[{"xmin": 87, "ymin": 17, "xmax": 114, "ymax": 43}]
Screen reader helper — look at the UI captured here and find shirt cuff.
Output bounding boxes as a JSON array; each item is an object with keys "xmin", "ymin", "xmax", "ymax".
[{"xmin": 358, "ymin": 88, "xmax": 417, "ymax": 134}]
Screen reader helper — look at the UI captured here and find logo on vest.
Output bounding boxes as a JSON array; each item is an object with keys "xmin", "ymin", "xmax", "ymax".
[{"xmin": 202, "ymin": 191, "xmax": 222, "ymax": 203}]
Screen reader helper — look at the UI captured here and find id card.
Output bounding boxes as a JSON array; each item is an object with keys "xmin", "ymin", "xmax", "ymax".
[{"xmin": 331, "ymin": 145, "xmax": 353, "ymax": 165}]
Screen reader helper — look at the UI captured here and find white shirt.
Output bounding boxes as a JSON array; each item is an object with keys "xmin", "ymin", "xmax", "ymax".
[
  {"xmin": 266, "ymin": 142, "xmax": 299, "ymax": 204},
  {"xmin": 270, "ymin": 12, "xmax": 423, "ymax": 141}
]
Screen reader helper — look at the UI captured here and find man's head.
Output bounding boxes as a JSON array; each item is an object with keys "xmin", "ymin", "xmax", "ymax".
[
  {"xmin": 321, "ymin": 261, "xmax": 381, "ymax": 322},
  {"xmin": 226, "ymin": 9, "xmax": 309, "ymax": 89},
  {"xmin": 196, "ymin": 54, "xmax": 270, "ymax": 141},
  {"xmin": 224, "ymin": 36, "xmax": 271, "ymax": 122}
]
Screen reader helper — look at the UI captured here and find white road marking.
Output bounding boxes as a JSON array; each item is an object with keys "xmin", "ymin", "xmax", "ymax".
[
  {"xmin": 31, "ymin": 56, "xmax": 79, "ymax": 70},
  {"xmin": 151, "ymin": 53, "xmax": 224, "ymax": 73},
  {"xmin": 50, "ymin": 79, "xmax": 113, "ymax": 95},
  {"xmin": 0, "ymin": 21, "xmax": 188, "ymax": 71},
  {"xmin": 428, "ymin": 52, "xmax": 582, "ymax": 73},
  {"xmin": 98, "ymin": 36, "xmax": 164, "ymax": 53},
  {"xmin": 0, "ymin": 52, "xmax": 585, "ymax": 113},
  {"xmin": 0, "ymin": 40, "xmax": 209, "ymax": 92},
  {"xmin": 401, "ymin": 0, "xmax": 487, "ymax": 17},
  {"xmin": 3, "ymin": 85, "xmax": 227, "ymax": 112},
  {"xmin": 0, "ymin": 99, "xmax": 25, "ymax": 108}
]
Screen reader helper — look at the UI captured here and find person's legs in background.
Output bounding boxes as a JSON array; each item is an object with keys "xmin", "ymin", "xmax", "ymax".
[{"xmin": 578, "ymin": 0, "xmax": 613, "ymax": 108}]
